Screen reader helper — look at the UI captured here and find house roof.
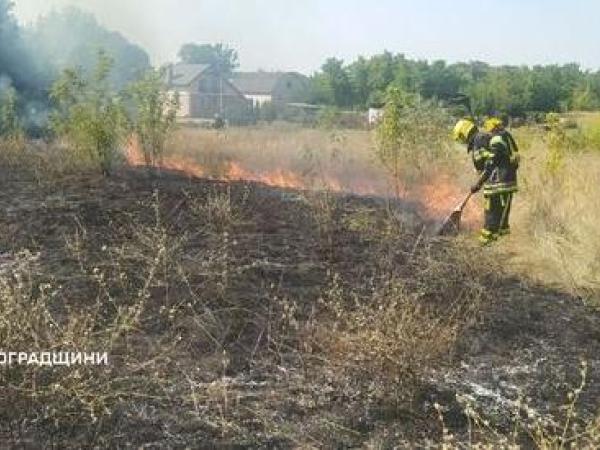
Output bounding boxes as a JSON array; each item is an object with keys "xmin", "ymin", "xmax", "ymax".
[
  {"xmin": 165, "ymin": 64, "xmax": 211, "ymax": 87},
  {"xmin": 229, "ymin": 72, "xmax": 297, "ymax": 95}
]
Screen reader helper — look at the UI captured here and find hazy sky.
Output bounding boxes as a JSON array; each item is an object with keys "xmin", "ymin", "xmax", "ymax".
[{"xmin": 13, "ymin": 0, "xmax": 600, "ymax": 73}]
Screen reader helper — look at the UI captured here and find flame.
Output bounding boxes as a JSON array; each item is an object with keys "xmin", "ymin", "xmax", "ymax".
[
  {"xmin": 415, "ymin": 176, "xmax": 480, "ymax": 228},
  {"xmin": 125, "ymin": 137, "xmax": 145, "ymax": 165},
  {"xmin": 125, "ymin": 137, "xmax": 480, "ymax": 229},
  {"xmin": 126, "ymin": 137, "xmax": 205, "ymax": 178},
  {"xmin": 226, "ymin": 162, "xmax": 305, "ymax": 189}
]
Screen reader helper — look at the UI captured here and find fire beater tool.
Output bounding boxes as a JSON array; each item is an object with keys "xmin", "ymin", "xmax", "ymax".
[{"xmin": 437, "ymin": 191, "xmax": 474, "ymax": 236}]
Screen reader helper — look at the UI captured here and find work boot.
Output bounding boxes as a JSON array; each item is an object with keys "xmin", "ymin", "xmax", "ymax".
[
  {"xmin": 498, "ymin": 227, "xmax": 511, "ymax": 237},
  {"xmin": 478, "ymin": 229, "xmax": 498, "ymax": 246}
]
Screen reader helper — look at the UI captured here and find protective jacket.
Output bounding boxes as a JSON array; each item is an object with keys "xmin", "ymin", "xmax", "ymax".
[{"xmin": 470, "ymin": 130, "xmax": 519, "ymax": 196}]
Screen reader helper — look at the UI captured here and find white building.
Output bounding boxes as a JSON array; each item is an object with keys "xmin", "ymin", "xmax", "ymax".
[{"xmin": 368, "ymin": 108, "xmax": 384, "ymax": 126}]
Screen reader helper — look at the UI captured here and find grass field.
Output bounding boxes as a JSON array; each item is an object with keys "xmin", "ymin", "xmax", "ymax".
[
  {"xmin": 158, "ymin": 121, "xmax": 600, "ymax": 298},
  {"xmin": 151, "ymin": 124, "xmax": 482, "ymax": 225},
  {"xmin": 1, "ymin": 118, "xmax": 600, "ymax": 447},
  {"xmin": 506, "ymin": 120, "xmax": 600, "ymax": 297}
]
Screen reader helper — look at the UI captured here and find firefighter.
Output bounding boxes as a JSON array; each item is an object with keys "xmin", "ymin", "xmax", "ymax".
[
  {"xmin": 483, "ymin": 116, "xmax": 521, "ymax": 161},
  {"xmin": 452, "ymin": 117, "xmax": 519, "ymax": 245}
]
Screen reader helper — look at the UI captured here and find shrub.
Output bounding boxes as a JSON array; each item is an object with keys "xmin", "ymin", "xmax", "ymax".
[
  {"xmin": 127, "ymin": 69, "xmax": 179, "ymax": 167},
  {"xmin": 0, "ymin": 86, "xmax": 21, "ymax": 138},
  {"xmin": 375, "ymin": 88, "xmax": 454, "ymax": 195},
  {"xmin": 50, "ymin": 51, "xmax": 126, "ymax": 175}
]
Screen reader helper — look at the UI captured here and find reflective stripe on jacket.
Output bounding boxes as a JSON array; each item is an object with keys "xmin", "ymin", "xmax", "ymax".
[{"xmin": 471, "ymin": 131, "xmax": 519, "ymax": 196}]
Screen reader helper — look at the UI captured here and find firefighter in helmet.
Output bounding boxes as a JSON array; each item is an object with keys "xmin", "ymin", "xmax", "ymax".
[{"xmin": 453, "ymin": 116, "xmax": 520, "ymax": 245}]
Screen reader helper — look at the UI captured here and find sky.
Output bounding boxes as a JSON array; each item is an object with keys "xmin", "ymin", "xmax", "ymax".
[{"xmin": 13, "ymin": 0, "xmax": 600, "ymax": 74}]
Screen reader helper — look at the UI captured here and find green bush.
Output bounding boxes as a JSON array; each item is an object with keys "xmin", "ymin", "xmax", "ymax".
[
  {"xmin": 375, "ymin": 88, "xmax": 453, "ymax": 194},
  {"xmin": 0, "ymin": 86, "xmax": 21, "ymax": 138},
  {"xmin": 127, "ymin": 69, "xmax": 179, "ymax": 167},
  {"xmin": 50, "ymin": 51, "xmax": 126, "ymax": 175}
]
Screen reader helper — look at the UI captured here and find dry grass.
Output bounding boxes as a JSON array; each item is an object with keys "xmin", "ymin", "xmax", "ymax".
[
  {"xmin": 165, "ymin": 124, "xmax": 479, "ymax": 226},
  {"xmin": 437, "ymin": 362, "xmax": 600, "ymax": 449},
  {"xmin": 2, "ymin": 119, "xmax": 600, "ymax": 447},
  {"xmin": 0, "ymin": 176, "xmax": 290, "ymax": 446},
  {"xmin": 168, "ymin": 124, "xmax": 396, "ymax": 195},
  {"xmin": 315, "ymin": 237, "xmax": 490, "ymax": 403},
  {"xmin": 0, "ymin": 136, "xmax": 124, "ymax": 184},
  {"xmin": 0, "ymin": 148, "xmax": 494, "ymax": 446},
  {"xmin": 211, "ymin": 115, "xmax": 600, "ymax": 301},
  {"xmin": 501, "ymin": 124, "xmax": 600, "ymax": 298}
]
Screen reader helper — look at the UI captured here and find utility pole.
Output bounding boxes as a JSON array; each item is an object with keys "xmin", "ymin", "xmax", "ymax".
[{"xmin": 219, "ymin": 75, "xmax": 224, "ymax": 115}]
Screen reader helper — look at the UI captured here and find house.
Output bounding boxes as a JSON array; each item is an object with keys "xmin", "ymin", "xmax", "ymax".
[
  {"xmin": 229, "ymin": 72, "xmax": 310, "ymax": 108},
  {"xmin": 164, "ymin": 63, "xmax": 250, "ymax": 121}
]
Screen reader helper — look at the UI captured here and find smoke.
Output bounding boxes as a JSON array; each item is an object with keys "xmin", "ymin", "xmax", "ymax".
[
  {"xmin": 0, "ymin": 74, "xmax": 12, "ymax": 93},
  {"xmin": 0, "ymin": 0, "xmax": 39, "ymax": 94},
  {"xmin": 1, "ymin": 1, "xmax": 152, "ymax": 134},
  {"xmin": 23, "ymin": 7, "xmax": 150, "ymax": 88},
  {"xmin": 3, "ymin": 1, "xmax": 151, "ymax": 93}
]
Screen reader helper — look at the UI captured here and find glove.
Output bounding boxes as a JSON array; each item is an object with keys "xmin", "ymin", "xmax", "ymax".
[
  {"xmin": 510, "ymin": 153, "xmax": 521, "ymax": 169},
  {"xmin": 470, "ymin": 183, "xmax": 482, "ymax": 194}
]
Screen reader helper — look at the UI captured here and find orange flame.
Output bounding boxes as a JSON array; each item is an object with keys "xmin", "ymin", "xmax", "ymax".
[
  {"xmin": 126, "ymin": 137, "xmax": 205, "ymax": 178},
  {"xmin": 125, "ymin": 137, "xmax": 480, "ymax": 229},
  {"xmin": 226, "ymin": 162, "xmax": 305, "ymax": 189},
  {"xmin": 415, "ymin": 176, "xmax": 480, "ymax": 228}
]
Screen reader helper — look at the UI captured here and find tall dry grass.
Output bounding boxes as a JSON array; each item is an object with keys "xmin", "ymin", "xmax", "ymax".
[
  {"xmin": 167, "ymin": 124, "xmax": 393, "ymax": 195},
  {"xmin": 165, "ymin": 124, "xmax": 479, "ymax": 225},
  {"xmin": 502, "ymin": 124, "xmax": 600, "ymax": 298},
  {"xmin": 171, "ymin": 120, "xmax": 600, "ymax": 300}
]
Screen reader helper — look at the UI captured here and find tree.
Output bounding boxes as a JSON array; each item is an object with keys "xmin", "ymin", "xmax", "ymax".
[
  {"xmin": 367, "ymin": 51, "xmax": 396, "ymax": 94},
  {"xmin": 177, "ymin": 43, "xmax": 239, "ymax": 75},
  {"xmin": 308, "ymin": 72, "xmax": 334, "ymax": 105},
  {"xmin": 347, "ymin": 56, "xmax": 370, "ymax": 107},
  {"xmin": 571, "ymin": 82, "xmax": 599, "ymax": 111},
  {"xmin": 50, "ymin": 52, "xmax": 126, "ymax": 176},
  {"xmin": 392, "ymin": 54, "xmax": 419, "ymax": 94},
  {"xmin": 376, "ymin": 88, "xmax": 452, "ymax": 196},
  {"xmin": 419, "ymin": 60, "xmax": 468, "ymax": 100},
  {"xmin": 320, "ymin": 58, "xmax": 353, "ymax": 108},
  {"xmin": 127, "ymin": 69, "xmax": 179, "ymax": 167},
  {"xmin": 375, "ymin": 88, "xmax": 405, "ymax": 196},
  {"xmin": 306, "ymin": 51, "xmax": 598, "ymax": 116},
  {"xmin": 529, "ymin": 66, "xmax": 564, "ymax": 112}
]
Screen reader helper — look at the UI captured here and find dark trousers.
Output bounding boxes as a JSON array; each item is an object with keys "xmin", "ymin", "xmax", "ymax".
[{"xmin": 483, "ymin": 193, "xmax": 513, "ymax": 235}]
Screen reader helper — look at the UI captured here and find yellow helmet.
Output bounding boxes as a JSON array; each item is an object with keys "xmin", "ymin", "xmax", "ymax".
[
  {"xmin": 483, "ymin": 117, "xmax": 504, "ymax": 133},
  {"xmin": 452, "ymin": 119, "xmax": 476, "ymax": 143}
]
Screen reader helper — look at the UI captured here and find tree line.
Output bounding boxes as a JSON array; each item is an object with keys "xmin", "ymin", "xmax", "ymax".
[
  {"xmin": 309, "ymin": 52, "xmax": 600, "ymax": 116},
  {"xmin": 4, "ymin": 0, "xmax": 600, "ymax": 130}
]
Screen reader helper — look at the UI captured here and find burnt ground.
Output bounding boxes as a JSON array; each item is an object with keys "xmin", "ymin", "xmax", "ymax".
[
  {"xmin": 0, "ymin": 166, "xmax": 599, "ymax": 448},
  {"xmin": 433, "ymin": 282, "xmax": 600, "ymax": 432}
]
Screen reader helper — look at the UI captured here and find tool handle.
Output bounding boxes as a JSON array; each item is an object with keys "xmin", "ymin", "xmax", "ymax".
[{"xmin": 459, "ymin": 192, "xmax": 473, "ymax": 210}]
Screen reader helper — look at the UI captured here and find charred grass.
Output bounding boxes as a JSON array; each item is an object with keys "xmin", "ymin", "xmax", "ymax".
[
  {"xmin": 0, "ymin": 151, "xmax": 496, "ymax": 447},
  {"xmin": 1, "ymin": 132, "xmax": 600, "ymax": 447}
]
